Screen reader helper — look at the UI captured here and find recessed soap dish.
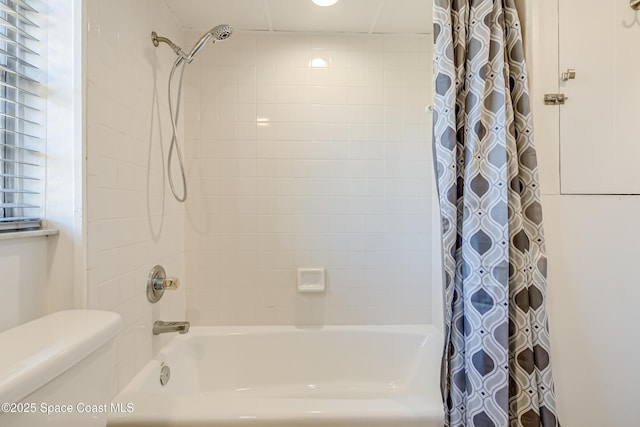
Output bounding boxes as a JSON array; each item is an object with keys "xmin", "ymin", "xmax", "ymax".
[{"xmin": 297, "ymin": 268, "xmax": 325, "ymax": 293}]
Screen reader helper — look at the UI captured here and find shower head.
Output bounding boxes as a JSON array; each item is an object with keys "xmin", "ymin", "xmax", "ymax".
[
  {"xmin": 210, "ymin": 24, "xmax": 233, "ymax": 41},
  {"xmin": 633, "ymin": 0, "xmax": 640, "ymax": 10},
  {"xmin": 185, "ymin": 25, "xmax": 233, "ymax": 63},
  {"xmin": 151, "ymin": 24, "xmax": 233, "ymax": 64}
]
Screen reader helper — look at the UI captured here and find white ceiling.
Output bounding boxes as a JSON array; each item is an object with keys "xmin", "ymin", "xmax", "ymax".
[{"xmin": 163, "ymin": 0, "xmax": 432, "ymax": 34}]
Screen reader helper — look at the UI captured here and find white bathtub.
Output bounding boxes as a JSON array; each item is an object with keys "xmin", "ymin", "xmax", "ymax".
[{"xmin": 108, "ymin": 325, "xmax": 444, "ymax": 427}]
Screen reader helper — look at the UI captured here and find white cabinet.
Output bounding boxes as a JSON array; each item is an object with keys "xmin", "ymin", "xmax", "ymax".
[{"xmin": 559, "ymin": 0, "xmax": 640, "ymax": 194}]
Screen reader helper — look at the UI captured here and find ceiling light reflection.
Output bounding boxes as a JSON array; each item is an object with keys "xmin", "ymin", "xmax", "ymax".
[
  {"xmin": 310, "ymin": 58, "xmax": 328, "ymax": 68},
  {"xmin": 312, "ymin": 0, "xmax": 339, "ymax": 6}
]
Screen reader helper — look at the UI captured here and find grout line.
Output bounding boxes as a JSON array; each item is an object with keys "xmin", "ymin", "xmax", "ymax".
[
  {"xmin": 262, "ymin": 0, "xmax": 274, "ymax": 32},
  {"xmin": 368, "ymin": 0, "xmax": 386, "ymax": 35},
  {"xmin": 160, "ymin": 0, "xmax": 186, "ymax": 33}
]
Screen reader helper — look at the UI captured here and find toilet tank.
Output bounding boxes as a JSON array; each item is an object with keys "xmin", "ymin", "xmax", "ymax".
[{"xmin": 0, "ymin": 310, "xmax": 122, "ymax": 427}]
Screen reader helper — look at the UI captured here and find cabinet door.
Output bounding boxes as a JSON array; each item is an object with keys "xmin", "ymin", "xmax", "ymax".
[{"xmin": 559, "ymin": 0, "xmax": 640, "ymax": 194}]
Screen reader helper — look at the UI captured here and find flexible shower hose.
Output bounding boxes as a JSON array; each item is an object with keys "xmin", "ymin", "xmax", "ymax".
[{"xmin": 167, "ymin": 57, "xmax": 188, "ymax": 203}]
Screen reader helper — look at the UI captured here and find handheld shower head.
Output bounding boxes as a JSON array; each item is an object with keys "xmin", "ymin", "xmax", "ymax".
[
  {"xmin": 210, "ymin": 24, "xmax": 233, "ymax": 41},
  {"xmin": 185, "ymin": 25, "xmax": 233, "ymax": 63},
  {"xmin": 152, "ymin": 24, "xmax": 234, "ymax": 64},
  {"xmin": 187, "ymin": 33, "xmax": 214, "ymax": 61}
]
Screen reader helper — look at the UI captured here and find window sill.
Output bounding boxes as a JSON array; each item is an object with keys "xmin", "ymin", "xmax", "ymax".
[{"xmin": 0, "ymin": 229, "xmax": 60, "ymax": 241}]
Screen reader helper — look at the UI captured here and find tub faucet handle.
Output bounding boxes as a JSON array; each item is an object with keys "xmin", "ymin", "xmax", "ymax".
[
  {"xmin": 164, "ymin": 278, "xmax": 179, "ymax": 290},
  {"xmin": 147, "ymin": 265, "xmax": 180, "ymax": 303},
  {"xmin": 155, "ymin": 277, "xmax": 179, "ymax": 291}
]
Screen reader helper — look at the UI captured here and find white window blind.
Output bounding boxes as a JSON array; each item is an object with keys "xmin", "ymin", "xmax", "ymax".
[{"xmin": 0, "ymin": 0, "xmax": 42, "ymax": 231}]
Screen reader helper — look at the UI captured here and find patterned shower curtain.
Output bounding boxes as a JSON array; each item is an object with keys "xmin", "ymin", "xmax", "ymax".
[{"xmin": 432, "ymin": 1, "xmax": 561, "ymax": 426}]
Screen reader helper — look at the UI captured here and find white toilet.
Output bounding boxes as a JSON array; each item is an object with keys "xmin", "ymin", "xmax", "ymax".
[{"xmin": 0, "ymin": 310, "xmax": 122, "ymax": 427}]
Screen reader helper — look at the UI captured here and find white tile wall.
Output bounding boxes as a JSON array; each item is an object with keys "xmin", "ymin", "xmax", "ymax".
[
  {"xmin": 184, "ymin": 32, "xmax": 434, "ymax": 325},
  {"xmin": 86, "ymin": 0, "xmax": 186, "ymax": 393}
]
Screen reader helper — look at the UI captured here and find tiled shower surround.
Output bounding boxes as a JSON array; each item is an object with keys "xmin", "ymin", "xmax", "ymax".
[
  {"xmin": 183, "ymin": 32, "xmax": 434, "ymax": 325},
  {"xmin": 86, "ymin": 0, "xmax": 186, "ymax": 392}
]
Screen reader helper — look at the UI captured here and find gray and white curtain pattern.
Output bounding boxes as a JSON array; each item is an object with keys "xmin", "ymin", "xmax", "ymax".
[{"xmin": 432, "ymin": 1, "xmax": 561, "ymax": 426}]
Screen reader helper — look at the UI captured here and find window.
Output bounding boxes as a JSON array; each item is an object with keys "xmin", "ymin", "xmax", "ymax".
[{"xmin": 0, "ymin": 0, "xmax": 41, "ymax": 231}]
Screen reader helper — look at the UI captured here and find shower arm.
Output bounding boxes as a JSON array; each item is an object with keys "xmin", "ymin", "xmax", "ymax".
[{"xmin": 151, "ymin": 31, "xmax": 188, "ymax": 61}]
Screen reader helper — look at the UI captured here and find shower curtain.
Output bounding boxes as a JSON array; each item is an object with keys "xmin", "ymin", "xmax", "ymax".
[{"xmin": 432, "ymin": 1, "xmax": 561, "ymax": 426}]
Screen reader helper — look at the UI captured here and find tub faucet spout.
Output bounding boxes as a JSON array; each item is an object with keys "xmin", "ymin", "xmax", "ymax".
[{"xmin": 153, "ymin": 321, "xmax": 190, "ymax": 335}]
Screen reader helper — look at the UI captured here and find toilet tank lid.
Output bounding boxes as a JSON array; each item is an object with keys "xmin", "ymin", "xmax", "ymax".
[{"xmin": 0, "ymin": 310, "xmax": 122, "ymax": 404}]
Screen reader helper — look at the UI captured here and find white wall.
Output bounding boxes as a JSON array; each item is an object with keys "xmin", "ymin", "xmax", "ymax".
[
  {"xmin": 85, "ymin": 0, "xmax": 186, "ymax": 393},
  {"xmin": 0, "ymin": 238, "xmax": 50, "ymax": 331},
  {"xmin": 543, "ymin": 196, "xmax": 640, "ymax": 425},
  {"xmin": 46, "ymin": 0, "xmax": 85, "ymax": 313},
  {"xmin": 528, "ymin": 1, "xmax": 640, "ymax": 424},
  {"xmin": 183, "ymin": 32, "xmax": 433, "ymax": 326}
]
